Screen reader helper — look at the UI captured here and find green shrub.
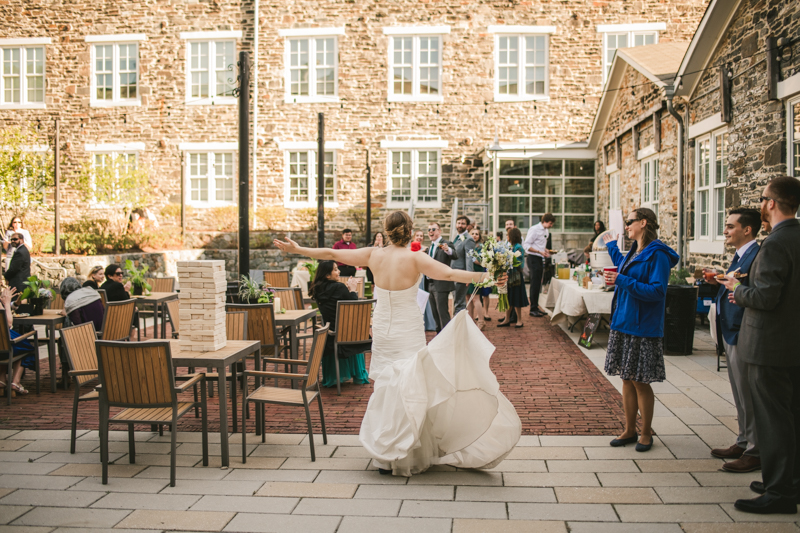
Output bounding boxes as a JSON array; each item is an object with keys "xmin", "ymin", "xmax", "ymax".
[{"xmin": 669, "ymin": 268, "xmax": 693, "ymax": 286}]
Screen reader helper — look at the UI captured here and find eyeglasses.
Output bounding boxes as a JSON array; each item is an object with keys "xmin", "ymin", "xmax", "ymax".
[
  {"xmin": 9, "ymin": 238, "xmax": 19, "ymax": 242},
  {"xmin": 427, "ymin": 228, "xmax": 436, "ymax": 232},
  {"xmin": 759, "ymin": 196, "xmax": 774, "ymax": 203},
  {"xmin": 114, "ymin": 271, "xmax": 123, "ymax": 276},
  {"xmin": 624, "ymin": 218, "xmax": 640, "ymax": 226}
]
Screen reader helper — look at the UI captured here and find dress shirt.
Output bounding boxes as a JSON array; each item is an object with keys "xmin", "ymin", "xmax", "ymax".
[
  {"xmin": 735, "ymin": 239, "xmax": 757, "ymax": 261},
  {"xmin": 429, "ymin": 237, "xmax": 453, "ymax": 256},
  {"xmin": 523, "ymin": 223, "xmax": 549, "ymax": 257},
  {"xmin": 332, "ymin": 239, "xmax": 357, "ymax": 267}
]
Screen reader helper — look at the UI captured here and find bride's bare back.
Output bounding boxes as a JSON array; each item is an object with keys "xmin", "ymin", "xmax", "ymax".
[{"xmin": 367, "ymin": 245, "xmax": 427, "ymax": 291}]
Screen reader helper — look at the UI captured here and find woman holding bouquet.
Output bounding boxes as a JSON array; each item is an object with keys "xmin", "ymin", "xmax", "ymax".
[
  {"xmin": 275, "ymin": 211, "xmax": 520, "ymax": 477},
  {"xmin": 466, "ymin": 228, "xmax": 492, "ymax": 329},
  {"xmin": 497, "ymin": 227, "xmax": 529, "ymax": 328}
]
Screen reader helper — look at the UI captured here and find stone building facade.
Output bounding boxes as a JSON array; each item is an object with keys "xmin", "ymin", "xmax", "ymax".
[{"xmin": 0, "ymin": 0, "xmax": 708, "ymax": 247}]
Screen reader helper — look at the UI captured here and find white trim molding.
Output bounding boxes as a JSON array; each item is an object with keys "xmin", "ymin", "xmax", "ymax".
[
  {"xmin": 689, "ymin": 239, "xmax": 726, "ymax": 255},
  {"xmin": 383, "ymin": 26, "xmax": 451, "ymax": 35},
  {"xmin": 85, "ymin": 34, "xmax": 147, "ymax": 43},
  {"xmin": 596, "ymin": 23, "xmax": 667, "ymax": 33},
  {"xmin": 277, "ymin": 141, "xmax": 345, "ymax": 150},
  {"xmin": 178, "ymin": 142, "xmax": 238, "ymax": 151},
  {"xmin": 278, "ymin": 27, "xmax": 345, "ymax": 37},
  {"xmin": 778, "ymin": 71, "xmax": 800, "ymax": 100},
  {"xmin": 488, "ymin": 25, "xmax": 556, "ymax": 34},
  {"xmin": 85, "ymin": 142, "xmax": 146, "ymax": 152},
  {"xmin": 688, "ymin": 113, "xmax": 724, "ymax": 139},
  {"xmin": 179, "ymin": 31, "xmax": 243, "ymax": 40},
  {"xmin": 0, "ymin": 37, "xmax": 52, "ymax": 45},
  {"xmin": 605, "ymin": 162, "xmax": 619, "ymax": 174},
  {"xmin": 380, "ymin": 139, "xmax": 448, "ymax": 149},
  {"xmin": 637, "ymin": 144, "xmax": 656, "ymax": 161}
]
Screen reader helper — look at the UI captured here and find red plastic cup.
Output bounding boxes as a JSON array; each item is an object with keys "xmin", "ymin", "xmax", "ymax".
[{"xmin": 603, "ymin": 266, "xmax": 618, "ymax": 286}]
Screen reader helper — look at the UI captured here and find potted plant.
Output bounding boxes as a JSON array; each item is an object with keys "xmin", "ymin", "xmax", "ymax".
[
  {"xmin": 124, "ymin": 259, "xmax": 151, "ymax": 296},
  {"xmin": 20, "ymin": 275, "xmax": 55, "ymax": 316},
  {"xmin": 302, "ymin": 259, "xmax": 319, "ymax": 283}
]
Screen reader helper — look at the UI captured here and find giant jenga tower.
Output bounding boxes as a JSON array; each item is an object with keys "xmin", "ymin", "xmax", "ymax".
[{"xmin": 176, "ymin": 260, "xmax": 227, "ymax": 352}]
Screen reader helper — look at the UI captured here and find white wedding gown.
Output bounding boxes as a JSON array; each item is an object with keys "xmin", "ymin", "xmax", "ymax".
[{"xmin": 359, "ymin": 280, "xmax": 522, "ymax": 476}]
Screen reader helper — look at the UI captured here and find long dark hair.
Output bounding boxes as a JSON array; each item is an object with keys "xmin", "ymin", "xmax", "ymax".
[
  {"xmin": 372, "ymin": 232, "xmax": 385, "ymax": 247},
  {"xmin": 308, "ymin": 260, "xmax": 336, "ymax": 300},
  {"xmin": 6, "ymin": 216, "xmax": 21, "ymax": 231},
  {"xmin": 593, "ymin": 220, "xmax": 606, "ymax": 236},
  {"xmin": 508, "ymin": 227, "xmax": 522, "ymax": 246},
  {"xmin": 634, "ymin": 207, "xmax": 659, "ymax": 248}
]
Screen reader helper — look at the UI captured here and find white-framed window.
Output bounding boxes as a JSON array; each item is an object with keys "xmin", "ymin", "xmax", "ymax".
[
  {"xmin": 0, "ymin": 38, "xmax": 48, "ymax": 108},
  {"xmin": 280, "ymin": 28, "xmax": 342, "ymax": 103},
  {"xmin": 87, "ymin": 35, "xmax": 146, "ymax": 107},
  {"xmin": 641, "ymin": 157, "xmax": 659, "ymax": 218},
  {"xmin": 179, "ymin": 31, "xmax": 241, "ymax": 105},
  {"xmin": 789, "ymin": 95, "xmax": 800, "ymax": 179},
  {"xmin": 384, "ymin": 26, "xmax": 449, "ymax": 102},
  {"xmin": 84, "ymin": 143, "xmax": 144, "ymax": 206},
  {"xmin": 177, "ymin": 142, "xmax": 237, "ymax": 206},
  {"xmin": 609, "ymin": 171, "xmax": 620, "ymax": 210},
  {"xmin": 278, "ymin": 141, "xmax": 341, "ymax": 208},
  {"xmin": 488, "ymin": 26, "xmax": 554, "ymax": 102},
  {"xmin": 695, "ymin": 130, "xmax": 728, "ymax": 241},
  {"xmin": 597, "ymin": 23, "xmax": 664, "ymax": 82},
  {"xmin": 388, "ymin": 150, "xmax": 441, "ymax": 207}
]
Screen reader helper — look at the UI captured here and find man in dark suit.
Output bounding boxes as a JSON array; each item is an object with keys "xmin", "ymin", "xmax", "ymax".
[
  {"xmin": 100, "ymin": 263, "xmax": 132, "ymax": 302},
  {"xmin": 3, "ymin": 233, "xmax": 30, "ymax": 296},
  {"xmin": 707, "ymin": 208, "xmax": 761, "ymax": 473},
  {"xmin": 721, "ymin": 176, "xmax": 800, "ymax": 515},
  {"xmin": 424, "ymin": 222, "xmax": 458, "ymax": 333},
  {"xmin": 451, "ymin": 215, "xmax": 474, "ymax": 315}
]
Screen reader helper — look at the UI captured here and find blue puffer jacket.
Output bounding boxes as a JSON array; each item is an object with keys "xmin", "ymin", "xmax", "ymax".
[{"xmin": 607, "ymin": 239, "xmax": 680, "ymax": 338}]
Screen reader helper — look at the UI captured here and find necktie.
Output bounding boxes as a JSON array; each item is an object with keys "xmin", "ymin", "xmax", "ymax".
[
  {"xmin": 728, "ymin": 253, "xmax": 740, "ymax": 273},
  {"xmin": 430, "ymin": 241, "xmax": 436, "ymax": 258}
]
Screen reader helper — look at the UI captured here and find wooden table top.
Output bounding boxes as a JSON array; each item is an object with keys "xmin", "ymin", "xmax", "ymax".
[
  {"xmin": 13, "ymin": 309, "xmax": 66, "ymax": 325},
  {"xmin": 169, "ymin": 339, "xmax": 261, "ymax": 364},
  {"xmin": 130, "ymin": 292, "xmax": 179, "ymax": 303},
  {"xmin": 275, "ymin": 308, "xmax": 317, "ymax": 325}
]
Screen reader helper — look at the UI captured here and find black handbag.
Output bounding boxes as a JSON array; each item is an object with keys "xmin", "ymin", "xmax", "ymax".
[{"xmin": 508, "ymin": 268, "xmax": 523, "ymax": 287}]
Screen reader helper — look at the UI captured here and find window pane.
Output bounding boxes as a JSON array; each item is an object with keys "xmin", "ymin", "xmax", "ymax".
[
  {"xmin": 215, "ymin": 41, "xmax": 236, "ymax": 97},
  {"xmin": 288, "ymin": 151, "xmax": 309, "ymax": 202},
  {"xmin": 715, "ymin": 133, "xmax": 728, "ymax": 184},
  {"xmin": 315, "ymin": 38, "xmax": 336, "ymax": 96},
  {"xmin": 94, "ymin": 45, "xmax": 113, "ymax": 100},
  {"xmin": 393, "ymin": 38, "xmax": 413, "ymax": 95},
  {"xmin": 531, "ymin": 197, "xmax": 545, "ymax": 212},
  {"xmin": 699, "ymin": 190, "xmax": 708, "ymax": 237},
  {"xmin": 564, "ymin": 160, "xmax": 594, "ymax": 177},
  {"xmin": 653, "ymin": 160, "xmax": 659, "ymax": 201},
  {"xmin": 290, "ymin": 39, "xmax": 309, "ymax": 96},
  {"xmin": 499, "ymin": 196, "xmax": 529, "ymax": 213},
  {"xmin": 25, "ymin": 47, "xmax": 44, "ymax": 103},
  {"xmin": 564, "ymin": 197, "xmax": 594, "ymax": 214},
  {"xmin": 498, "ymin": 36, "xmax": 518, "ymax": 95},
  {"xmin": 190, "ymin": 42, "xmax": 209, "ymax": 98},
  {"xmin": 564, "ymin": 216, "xmax": 595, "ymax": 232},
  {"xmin": 531, "ymin": 160, "xmax": 562, "ymax": 176},
  {"xmin": 215, "ymin": 153, "xmax": 233, "ymax": 202},
  {"xmin": 499, "ymin": 177, "xmax": 529, "ymax": 194},
  {"xmin": 500, "ymin": 214, "xmax": 530, "ymax": 229},
  {"xmin": 545, "ymin": 179, "xmax": 562, "ymax": 196},
  {"xmin": 189, "ymin": 153, "xmax": 209, "ymax": 202},
  {"xmin": 643, "ymin": 161, "xmax": 650, "ymax": 202},
  {"xmin": 118, "ymin": 44, "xmax": 138, "ymax": 99},
  {"xmin": 716, "ymin": 187, "xmax": 725, "ymax": 238},
  {"xmin": 698, "ymin": 139, "xmax": 710, "ymax": 187},
  {"xmin": 419, "ymin": 37, "xmax": 439, "ymax": 95},
  {"xmin": 390, "ymin": 151, "xmax": 411, "ymax": 202},
  {"xmin": 417, "ymin": 151, "xmax": 438, "ymax": 202},
  {"xmin": 794, "ymin": 102, "xmax": 800, "ymax": 177},
  {"xmin": 545, "ymin": 197, "xmax": 562, "ymax": 213},
  {"xmin": 565, "ymin": 179, "xmax": 594, "ymax": 195},
  {"xmin": 524, "ymin": 35, "xmax": 546, "ymax": 96},
  {"xmin": 321, "ymin": 151, "xmax": 335, "ymax": 202},
  {"xmin": 499, "ymin": 159, "xmax": 529, "ymax": 175},
  {"xmin": 531, "ymin": 178, "xmax": 546, "ymax": 195}
]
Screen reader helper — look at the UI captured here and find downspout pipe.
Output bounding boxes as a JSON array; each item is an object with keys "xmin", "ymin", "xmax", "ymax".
[
  {"xmin": 252, "ymin": 0, "xmax": 259, "ymax": 217},
  {"xmin": 665, "ymin": 86, "xmax": 685, "ymax": 269}
]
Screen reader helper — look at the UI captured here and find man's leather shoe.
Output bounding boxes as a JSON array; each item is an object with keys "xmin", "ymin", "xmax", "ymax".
[
  {"xmin": 722, "ymin": 455, "xmax": 761, "ymax": 473},
  {"xmin": 529, "ymin": 310, "xmax": 544, "ymax": 317},
  {"xmin": 710, "ymin": 443, "xmax": 745, "ymax": 459},
  {"xmin": 734, "ymin": 494, "xmax": 797, "ymax": 515},
  {"xmin": 751, "ymin": 481, "xmax": 800, "ymax": 503}
]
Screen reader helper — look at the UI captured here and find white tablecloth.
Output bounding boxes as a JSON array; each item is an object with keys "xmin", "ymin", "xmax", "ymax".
[
  {"xmin": 546, "ymin": 278, "xmax": 614, "ymax": 325},
  {"xmin": 291, "ymin": 268, "xmax": 367, "ymax": 294}
]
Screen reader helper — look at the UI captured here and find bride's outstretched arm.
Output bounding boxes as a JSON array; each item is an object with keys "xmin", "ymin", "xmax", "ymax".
[
  {"xmin": 416, "ymin": 253, "xmax": 507, "ymax": 286},
  {"xmin": 273, "ymin": 238, "xmax": 374, "ymax": 267}
]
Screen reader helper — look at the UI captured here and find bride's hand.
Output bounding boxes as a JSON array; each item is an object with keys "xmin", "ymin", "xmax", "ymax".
[
  {"xmin": 273, "ymin": 238, "xmax": 300, "ymax": 254},
  {"xmin": 495, "ymin": 273, "xmax": 508, "ymax": 287}
]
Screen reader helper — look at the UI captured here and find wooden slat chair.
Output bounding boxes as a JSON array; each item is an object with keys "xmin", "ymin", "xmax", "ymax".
[
  {"xmin": 44, "ymin": 293, "xmax": 67, "ymax": 386},
  {"xmin": 242, "ymin": 324, "xmax": 329, "ymax": 461},
  {"xmin": 0, "ymin": 309, "xmax": 40, "ymax": 403},
  {"xmin": 49, "ymin": 294, "xmax": 65, "ymax": 310},
  {"xmin": 272, "ymin": 288, "xmax": 305, "ymax": 311},
  {"xmin": 165, "ymin": 299, "xmax": 180, "ymax": 339},
  {"xmin": 224, "ymin": 303, "xmax": 289, "ymax": 363},
  {"xmin": 98, "ymin": 300, "xmax": 137, "ymax": 341},
  {"xmin": 263, "ymin": 270, "xmax": 291, "ymax": 288},
  {"xmin": 95, "ymin": 340, "xmax": 208, "ymax": 487},
  {"xmin": 97, "ymin": 289, "xmax": 108, "ymax": 308},
  {"xmin": 339, "ymin": 277, "xmax": 365, "ymax": 299},
  {"xmin": 60, "ymin": 322, "xmax": 99, "ymax": 454},
  {"xmin": 329, "ymin": 299, "xmax": 375, "ymax": 395}
]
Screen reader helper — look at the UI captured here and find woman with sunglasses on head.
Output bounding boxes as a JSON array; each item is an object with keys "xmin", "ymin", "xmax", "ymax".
[
  {"xmin": 100, "ymin": 264, "xmax": 132, "ymax": 302},
  {"xmin": 602, "ymin": 208, "xmax": 678, "ymax": 452},
  {"xmin": 82, "ymin": 266, "xmax": 105, "ymax": 290},
  {"xmin": 2, "ymin": 217, "xmax": 32, "ymax": 253}
]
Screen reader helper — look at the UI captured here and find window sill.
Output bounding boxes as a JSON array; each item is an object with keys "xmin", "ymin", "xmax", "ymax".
[
  {"xmin": 493, "ymin": 95, "xmax": 550, "ymax": 103},
  {"xmin": 284, "ymin": 95, "xmax": 340, "ymax": 104},
  {"xmin": 388, "ymin": 201, "xmax": 442, "ymax": 209},
  {"xmin": 0, "ymin": 103, "xmax": 46, "ymax": 110},
  {"xmin": 185, "ymin": 97, "xmax": 237, "ymax": 106},
  {"xmin": 689, "ymin": 239, "xmax": 726, "ymax": 255},
  {"xmin": 186, "ymin": 201, "xmax": 237, "ymax": 208},
  {"xmin": 90, "ymin": 100, "xmax": 142, "ymax": 108},
  {"xmin": 284, "ymin": 201, "xmax": 339, "ymax": 209},
  {"xmin": 387, "ymin": 95, "xmax": 444, "ymax": 103}
]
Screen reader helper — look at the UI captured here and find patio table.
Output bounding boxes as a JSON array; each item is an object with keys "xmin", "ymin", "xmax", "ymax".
[
  {"xmin": 546, "ymin": 278, "xmax": 614, "ymax": 331},
  {"xmin": 14, "ymin": 309, "xmax": 66, "ymax": 393},
  {"xmin": 275, "ymin": 309, "xmax": 318, "ymax": 361},
  {"xmin": 131, "ymin": 292, "xmax": 179, "ymax": 338}
]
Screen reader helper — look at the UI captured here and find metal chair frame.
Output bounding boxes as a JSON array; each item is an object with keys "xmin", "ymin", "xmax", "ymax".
[
  {"xmin": 329, "ymin": 299, "xmax": 374, "ymax": 395},
  {"xmin": 0, "ymin": 309, "xmax": 40, "ymax": 403},
  {"xmin": 60, "ymin": 322, "xmax": 100, "ymax": 453}
]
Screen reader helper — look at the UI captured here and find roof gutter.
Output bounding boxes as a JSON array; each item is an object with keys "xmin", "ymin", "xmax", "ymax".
[{"xmin": 665, "ymin": 86, "xmax": 685, "ymax": 269}]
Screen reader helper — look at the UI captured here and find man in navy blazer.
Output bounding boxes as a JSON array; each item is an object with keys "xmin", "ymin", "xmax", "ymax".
[{"xmin": 706, "ymin": 208, "xmax": 761, "ymax": 474}]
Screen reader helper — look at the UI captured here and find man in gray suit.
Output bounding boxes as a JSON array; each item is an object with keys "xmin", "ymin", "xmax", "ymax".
[
  {"xmin": 451, "ymin": 215, "xmax": 475, "ymax": 315},
  {"xmin": 424, "ymin": 222, "xmax": 458, "ymax": 333},
  {"xmin": 721, "ymin": 176, "xmax": 800, "ymax": 515}
]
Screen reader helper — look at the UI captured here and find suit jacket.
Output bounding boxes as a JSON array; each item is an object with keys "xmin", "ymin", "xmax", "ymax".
[
  {"xmin": 3, "ymin": 244, "xmax": 30, "ymax": 294},
  {"xmin": 715, "ymin": 242, "xmax": 759, "ymax": 346},
  {"xmin": 425, "ymin": 239, "xmax": 458, "ymax": 292},
  {"xmin": 100, "ymin": 279, "xmax": 131, "ymax": 302},
  {"xmin": 735, "ymin": 218, "xmax": 800, "ymax": 367},
  {"xmin": 451, "ymin": 232, "xmax": 473, "ymax": 270}
]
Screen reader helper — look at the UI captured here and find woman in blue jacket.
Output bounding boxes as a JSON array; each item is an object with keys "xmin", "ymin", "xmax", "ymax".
[{"xmin": 602, "ymin": 208, "xmax": 679, "ymax": 452}]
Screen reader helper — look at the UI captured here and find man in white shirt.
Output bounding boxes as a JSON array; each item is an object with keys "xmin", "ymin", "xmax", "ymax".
[{"xmin": 523, "ymin": 213, "xmax": 555, "ymax": 317}]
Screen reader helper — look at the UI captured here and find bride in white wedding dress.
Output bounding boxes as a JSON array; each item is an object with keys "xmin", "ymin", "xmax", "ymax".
[{"xmin": 275, "ymin": 211, "xmax": 521, "ymax": 476}]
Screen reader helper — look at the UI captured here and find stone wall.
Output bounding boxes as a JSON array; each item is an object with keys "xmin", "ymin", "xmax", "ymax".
[{"xmin": 0, "ymin": 0, "xmax": 708, "ymax": 236}]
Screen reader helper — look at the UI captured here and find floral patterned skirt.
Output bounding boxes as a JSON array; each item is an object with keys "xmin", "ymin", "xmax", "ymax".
[{"xmin": 605, "ymin": 330, "xmax": 666, "ymax": 384}]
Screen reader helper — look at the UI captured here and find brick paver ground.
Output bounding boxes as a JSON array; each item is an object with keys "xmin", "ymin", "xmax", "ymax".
[{"xmin": 1, "ymin": 308, "xmax": 625, "ymax": 436}]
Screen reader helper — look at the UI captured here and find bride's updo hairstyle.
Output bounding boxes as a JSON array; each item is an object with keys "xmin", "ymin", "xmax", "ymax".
[{"xmin": 384, "ymin": 210, "xmax": 413, "ymax": 247}]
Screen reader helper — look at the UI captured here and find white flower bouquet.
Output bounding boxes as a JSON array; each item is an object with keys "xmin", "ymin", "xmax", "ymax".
[{"xmin": 467, "ymin": 235, "xmax": 522, "ymax": 312}]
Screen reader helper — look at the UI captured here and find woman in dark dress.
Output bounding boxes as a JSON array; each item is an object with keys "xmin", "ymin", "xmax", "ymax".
[
  {"xmin": 100, "ymin": 264, "xmax": 132, "ymax": 302},
  {"xmin": 82, "ymin": 265, "xmax": 104, "ymax": 290},
  {"xmin": 309, "ymin": 260, "xmax": 370, "ymax": 388},
  {"xmin": 59, "ymin": 277, "xmax": 104, "ymax": 331},
  {"xmin": 497, "ymin": 227, "xmax": 529, "ymax": 328}
]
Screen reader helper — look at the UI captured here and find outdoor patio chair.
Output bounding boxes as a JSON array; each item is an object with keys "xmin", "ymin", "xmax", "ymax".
[
  {"xmin": 148, "ymin": 277, "xmax": 176, "ymax": 293},
  {"xmin": 272, "ymin": 287, "xmax": 304, "ymax": 311},
  {"xmin": 95, "ymin": 340, "xmax": 208, "ymax": 487},
  {"xmin": 262, "ymin": 270, "xmax": 291, "ymax": 288},
  {"xmin": 49, "ymin": 294, "xmax": 65, "ymax": 310},
  {"xmin": 339, "ymin": 277, "xmax": 365, "ymax": 299},
  {"xmin": 242, "ymin": 324, "xmax": 328, "ymax": 461},
  {"xmin": 0, "ymin": 309, "xmax": 40, "ymax": 403},
  {"xmin": 97, "ymin": 300, "xmax": 137, "ymax": 341},
  {"xmin": 328, "ymin": 299, "xmax": 374, "ymax": 395},
  {"xmin": 60, "ymin": 322, "xmax": 99, "ymax": 454},
  {"xmin": 165, "ymin": 299, "xmax": 180, "ymax": 339},
  {"xmin": 97, "ymin": 289, "xmax": 107, "ymax": 308},
  {"xmin": 224, "ymin": 303, "xmax": 290, "ymax": 362}
]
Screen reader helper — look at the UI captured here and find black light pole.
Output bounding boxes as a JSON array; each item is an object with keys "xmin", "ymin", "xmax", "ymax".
[
  {"xmin": 365, "ymin": 148, "xmax": 371, "ymax": 246},
  {"xmin": 238, "ymin": 51, "xmax": 250, "ymax": 279},
  {"xmin": 53, "ymin": 118, "xmax": 60, "ymax": 255},
  {"xmin": 317, "ymin": 112, "xmax": 325, "ymax": 248}
]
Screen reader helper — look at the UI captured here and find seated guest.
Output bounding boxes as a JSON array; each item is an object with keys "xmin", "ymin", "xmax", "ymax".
[
  {"xmin": 584, "ymin": 220, "xmax": 607, "ymax": 256},
  {"xmin": 309, "ymin": 260, "xmax": 370, "ymax": 388},
  {"xmin": 0, "ymin": 287, "xmax": 34, "ymax": 396},
  {"xmin": 59, "ymin": 277, "xmax": 104, "ymax": 331},
  {"xmin": 100, "ymin": 264, "xmax": 132, "ymax": 302},
  {"xmin": 82, "ymin": 266, "xmax": 105, "ymax": 289}
]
